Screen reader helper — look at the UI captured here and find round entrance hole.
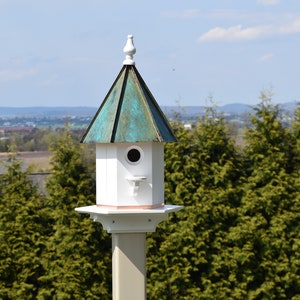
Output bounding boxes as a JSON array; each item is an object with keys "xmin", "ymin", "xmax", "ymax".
[{"xmin": 127, "ymin": 148, "xmax": 141, "ymax": 163}]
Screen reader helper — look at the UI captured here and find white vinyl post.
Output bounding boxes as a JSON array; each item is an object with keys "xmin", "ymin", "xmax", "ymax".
[{"xmin": 112, "ymin": 233, "xmax": 146, "ymax": 300}]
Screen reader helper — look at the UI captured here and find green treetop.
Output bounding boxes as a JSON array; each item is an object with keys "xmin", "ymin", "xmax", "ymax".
[
  {"xmin": 228, "ymin": 93, "xmax": 300, "ymax": 299},
  {"xmin": 0, "ymin": 153, "xmax": 47, "ymax": 299},
  {"xmin": 37, "ymin": 130, "xmax": 111, "ymax": 300},
  {"xmin": 147, "ymin": 108, "xmax": 243, "ymax": 299}
]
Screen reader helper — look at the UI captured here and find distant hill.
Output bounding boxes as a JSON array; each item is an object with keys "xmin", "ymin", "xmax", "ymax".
[
  {"xmin": 0, "ymin": 102, "xmax": 297, "ymax": 118},
  {"xmin": 0, "ymin": 106, "xmax": 97, "ymax": 117},
  {"xmin": 217, "ymin": 103, "xmax": 254, "ymax": 114}
]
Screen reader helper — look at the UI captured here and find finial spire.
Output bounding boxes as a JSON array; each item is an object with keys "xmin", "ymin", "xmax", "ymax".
[{"xmin": 123, "ymin": 35, "xmax": 136, "ymax": 65}]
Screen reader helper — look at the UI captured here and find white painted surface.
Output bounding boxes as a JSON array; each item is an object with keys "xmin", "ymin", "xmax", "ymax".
[
  {"xmin": 75, "ymin": 204, "xmax": 183, "ymax": 233},
  {"xmin": 112, "ymin": 233, "xmax": 146, "ymax": 300},
  {"xmin": 126, "ymin": 176, "xmax": 147, "ymax": 196},
  {"xmin": 123, "ymin": 34, "xmax": 136, "ymax": 65},
  {"xmin": 96, "ymin": 143, "xmax": 164, "ymax": 208}
]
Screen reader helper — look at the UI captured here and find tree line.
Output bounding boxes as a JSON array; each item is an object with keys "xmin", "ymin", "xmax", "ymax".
[
  {"xmin": 0, "ymin": 127, "xmax": 85, "ymax": 152},
  {"xmin": 0, "ymin": 93, "xmax": 300, "ymax": 299}
]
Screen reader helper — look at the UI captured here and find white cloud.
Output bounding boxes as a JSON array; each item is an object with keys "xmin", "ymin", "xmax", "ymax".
[
  {"xmin": 198, "ymin": 17, "xmax": 300, "ymax": 42},
  {"xmin": 198, "ymin": 24, "xmax": 271, "ymax": 42},
  {"xmin": 258, "ymin": 53, "xmax": 274, "ymax": 62},
  {"xmin": 279, "ymin": 19, "xmax": 300, "ymax": 33},
  {"xmin": 0, "ymin": 68, "xmax": 38, "ymax": 81},
  {"xmin": 257, "ymin": 0, "xmax": 280, "ymax": 5}
]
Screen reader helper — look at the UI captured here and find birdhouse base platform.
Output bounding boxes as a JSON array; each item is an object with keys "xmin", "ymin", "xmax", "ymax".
[{"xmin": 75, "ymin": 205, "xmax": 182, "ymax": 233}]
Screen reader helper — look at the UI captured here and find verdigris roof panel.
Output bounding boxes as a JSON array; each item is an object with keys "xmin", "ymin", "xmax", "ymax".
[{"xmin": 81, "ymin": 65, "xmax": 177, "ymax": 143}]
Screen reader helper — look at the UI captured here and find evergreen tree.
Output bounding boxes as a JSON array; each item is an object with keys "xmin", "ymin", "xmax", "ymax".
[
  {"xmin": 2, "ymin": 99, "xmax": 299, "ymax": 299},
  {"xmin": 37, "ymin": 130, "xmax": 111, "ymax": 299},
  {"xmin": 147, "ymin": 109, "xmax": 243, "ymax": 299},
  {"xmin": 0, "ymin": 153, "xmax": 47, "ymax": 299},
  {"xmin": 227, "ymin": 93, "xmax": 300, "ymax": 299},
  {"xmin": 292, "ymin": 105, "xmax": 300, "ymax": 171}
]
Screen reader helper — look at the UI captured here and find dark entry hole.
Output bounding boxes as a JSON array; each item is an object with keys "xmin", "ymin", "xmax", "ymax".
[{"xmin": 127, "ymin": 148, "xmax": 141, "ymax": 163}]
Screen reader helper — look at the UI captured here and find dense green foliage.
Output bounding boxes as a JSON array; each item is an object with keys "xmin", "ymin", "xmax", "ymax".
[
  {"xmin": 147, "ymin": 96, "xmax": 300, "ymax": 299},
  {"xmin": 0, "ymin": 154, "xmax": 47, "ymax": 299},
  {"xmin": 37, "ymin": 130, "xmax": 111, "ymax": 299},
  {"xmin": 0, "ymin": 98, "xmax": 299, "ymax": 299}
]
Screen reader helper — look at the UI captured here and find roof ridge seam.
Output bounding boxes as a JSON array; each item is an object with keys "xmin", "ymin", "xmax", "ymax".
[{"xmin": 110, "ymin": 66, "xmax": 129, "ymax": 142}]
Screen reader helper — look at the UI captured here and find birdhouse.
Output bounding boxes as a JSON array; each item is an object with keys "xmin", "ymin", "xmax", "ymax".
[
  {"xmin": 76, "ymin": 35, "xmax": 182, "ymax": 300},
  {"xmin": 80, "ymin": 35, "xmax": 177, "ymax": 209}
]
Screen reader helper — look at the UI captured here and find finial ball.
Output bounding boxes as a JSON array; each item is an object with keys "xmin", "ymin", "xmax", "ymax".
[{"xmin": 123, "ymin": 34, "xmax": 136, "ymax": 65}]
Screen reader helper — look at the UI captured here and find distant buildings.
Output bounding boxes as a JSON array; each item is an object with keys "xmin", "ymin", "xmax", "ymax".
[{"xmin": 0, "ymin": 126, "xmax": 34, "ymax": 134}]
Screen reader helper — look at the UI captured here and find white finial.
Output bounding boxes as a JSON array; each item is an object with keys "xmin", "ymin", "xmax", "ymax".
[{"xmin": 123, "ymin": 35, "xmax": 136, "ymax": 65}]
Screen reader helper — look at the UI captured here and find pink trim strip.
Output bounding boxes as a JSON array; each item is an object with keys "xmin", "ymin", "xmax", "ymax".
[{"xmin": 96, "ymin": 203, "xmax": 164, "ymax": 210}]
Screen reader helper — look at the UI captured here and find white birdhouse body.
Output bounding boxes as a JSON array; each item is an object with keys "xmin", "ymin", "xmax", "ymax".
[{"xmin": 96, "ymin": 142, "xmax": 164, "ymax": 209}]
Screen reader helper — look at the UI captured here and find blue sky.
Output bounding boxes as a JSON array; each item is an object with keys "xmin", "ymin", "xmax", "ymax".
[{"xmin": 0, "ymin": 0, "xmax": 300, "ymax": 107}]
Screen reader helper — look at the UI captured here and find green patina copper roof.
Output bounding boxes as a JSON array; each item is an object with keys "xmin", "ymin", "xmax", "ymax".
[{"xmin": 81, "ymin": 64, "xmax": 177, "ymax": 143}]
